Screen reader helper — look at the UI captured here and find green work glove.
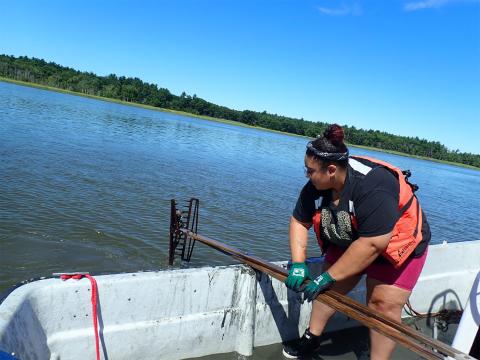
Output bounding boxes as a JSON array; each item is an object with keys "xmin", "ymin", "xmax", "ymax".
[
  {"xmin": 303, "ymin": 271, "xmax": 336, "ymax": 302},
  {"xmin": 285, "ymin": 262, "xmax": 310, "ymax": 291}
]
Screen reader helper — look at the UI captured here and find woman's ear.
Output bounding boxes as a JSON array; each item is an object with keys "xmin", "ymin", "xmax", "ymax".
[{"xmin": 327, "ymin": 164, "xmax": 337, "ymax": 176}]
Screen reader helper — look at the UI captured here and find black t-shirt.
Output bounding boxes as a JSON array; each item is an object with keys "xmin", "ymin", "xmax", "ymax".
[{"xmin": 293, "ymin": 167, "xmax": 400, "ymax": 237}]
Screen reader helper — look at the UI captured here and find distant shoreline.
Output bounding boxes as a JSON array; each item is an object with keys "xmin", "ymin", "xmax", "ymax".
[{"xmin": 2, "ymin": 77, "xmax": 478, "ymax": 170}]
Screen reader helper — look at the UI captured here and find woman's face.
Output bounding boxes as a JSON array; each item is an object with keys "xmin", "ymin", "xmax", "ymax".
[{"xmin": 304, "ymin": 155, "xmax": 334, "ymax": 190}]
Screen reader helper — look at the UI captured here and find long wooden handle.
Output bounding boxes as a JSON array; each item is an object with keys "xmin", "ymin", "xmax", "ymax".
[{"xmin": 181, "ymin": 229, "xmax": 474, "ymax": 360}]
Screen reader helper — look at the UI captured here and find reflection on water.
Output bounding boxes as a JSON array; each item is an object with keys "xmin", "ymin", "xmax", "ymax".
[{"xmin": 1, "ymin": 81, "xmax": 479, "ymax": 293}]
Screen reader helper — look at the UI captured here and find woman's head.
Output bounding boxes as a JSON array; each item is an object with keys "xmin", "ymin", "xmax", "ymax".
[{"xmin": 304, "ymin": 124, "xmax": 349, "ymax": 190}]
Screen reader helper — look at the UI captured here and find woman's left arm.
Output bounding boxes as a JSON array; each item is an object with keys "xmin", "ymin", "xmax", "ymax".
[{"xmin": 326, "ymin": 232, "xmax": 392, "ymax": 281}]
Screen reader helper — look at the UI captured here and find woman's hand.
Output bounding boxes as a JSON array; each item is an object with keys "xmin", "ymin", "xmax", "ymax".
[
  {"xmin": 285, "ymin": 262, "xmax": 310, "ymax": 291},
  {"xmin": 303, "ymin": 271, "xmax": 336, "ymax": 301}
]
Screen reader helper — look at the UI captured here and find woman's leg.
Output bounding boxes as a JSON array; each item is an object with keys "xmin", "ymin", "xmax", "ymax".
[
  {"xmin": 282, "ymin": 260, "xmax": 363, "ymax": 359},
  {"xmin": 309, "ymin": 262, "xmax": 362, "ymax": 335},
  {"xmin": 366, "ymin": 277, "xmax": 411, "ymax": 360}
]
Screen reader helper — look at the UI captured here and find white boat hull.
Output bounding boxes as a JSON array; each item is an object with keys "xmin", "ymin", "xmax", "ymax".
[
  {"xmin": 0, "ymin": 240, "xmax": 479, "ymax": 360},
  {"xmin": 451, "ymin": 271, "xmax": 480, "ymax": 354}
]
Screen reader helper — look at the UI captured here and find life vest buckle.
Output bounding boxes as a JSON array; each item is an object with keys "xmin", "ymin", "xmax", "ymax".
[
  {"xmin": 402, "ymin": 169, "xmax": 419, "ymax": 192},
  {"xmin": 402, "ymin": 169, "xmax": 412, "ymax": 178}
]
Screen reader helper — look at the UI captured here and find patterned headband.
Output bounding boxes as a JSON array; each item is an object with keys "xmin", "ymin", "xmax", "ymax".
[{"xmin": 306, "ymin": 142, "xmax": 349, "ymax": 161}]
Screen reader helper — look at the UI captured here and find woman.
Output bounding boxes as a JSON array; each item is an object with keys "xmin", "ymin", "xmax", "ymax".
[{"xmin": 283, "ymin": 124, "xmax": 431, "ymax": 359}]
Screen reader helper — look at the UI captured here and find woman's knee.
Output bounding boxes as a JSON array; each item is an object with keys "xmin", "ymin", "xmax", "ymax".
[
  {"xmin": 367, "ymin": 297, "xmax": 403, "ymax": 320},
  {"xmin": 366, "ymin": 280, "xmax": 411, "ymax": 320}
]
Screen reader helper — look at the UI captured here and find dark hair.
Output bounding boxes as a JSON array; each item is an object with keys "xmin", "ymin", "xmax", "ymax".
[{"xmin": 306, "ymin": 124, "xmax": 349, "ymax": 167}]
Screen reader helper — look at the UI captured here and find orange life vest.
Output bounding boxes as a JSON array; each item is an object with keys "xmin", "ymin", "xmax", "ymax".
[{"xmin": 313, "ymin": 156, "xmax": 424, "ymax": 268}]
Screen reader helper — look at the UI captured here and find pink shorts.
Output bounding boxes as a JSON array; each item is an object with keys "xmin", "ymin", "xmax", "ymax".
[{"xmin": 324, "ymin": 245, "xmax": 428, "ymax": 291}]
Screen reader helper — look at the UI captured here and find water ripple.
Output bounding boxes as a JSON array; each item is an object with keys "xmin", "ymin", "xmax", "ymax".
[{"xmin": 1, "ymin": 82, "xmax": 479, "ymax": 292}]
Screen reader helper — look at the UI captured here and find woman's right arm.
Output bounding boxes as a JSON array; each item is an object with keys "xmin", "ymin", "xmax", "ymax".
[{"xmin": 289, "ymin": 216, "xmax": 311, "ymax": 262}]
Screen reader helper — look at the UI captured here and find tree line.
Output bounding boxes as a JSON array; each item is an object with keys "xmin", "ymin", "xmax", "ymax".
[{"xmin": 1, "ymin": 54, "xmax": 478, "ymax": 168}]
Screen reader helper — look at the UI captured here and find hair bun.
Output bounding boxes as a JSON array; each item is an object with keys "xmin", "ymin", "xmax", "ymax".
[{"xmin": 323, "ymin": 124, "xmax": 345, "ymax": 146}]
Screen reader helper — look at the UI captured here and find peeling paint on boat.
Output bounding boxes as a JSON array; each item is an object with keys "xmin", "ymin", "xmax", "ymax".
[{"xmin": 0, "ymin": 240, "xmax": 479, "ymax": 360}]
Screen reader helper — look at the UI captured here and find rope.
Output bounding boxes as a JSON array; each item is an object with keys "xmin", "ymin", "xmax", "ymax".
[
  {"xmin": 59, "ymin": 273, "xmax": 100, "ymax": 360},
  {"xmin": 404, "ymin": 299, "xmax": 463, "ymax": 333},
  {"xmin": 404, "ymin": 299, "xmax": 432, "ymax": 318}
]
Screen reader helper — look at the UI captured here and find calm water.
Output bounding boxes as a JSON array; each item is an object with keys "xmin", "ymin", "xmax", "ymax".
[{"xmin": 1, "ymin": 81, "xmax": 479, "ymax": 293}]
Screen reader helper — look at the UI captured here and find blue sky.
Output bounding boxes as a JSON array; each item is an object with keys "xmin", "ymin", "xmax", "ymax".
[{"xmin": 1, "ymin": 0, "xmax": 479, "ymax": 153}]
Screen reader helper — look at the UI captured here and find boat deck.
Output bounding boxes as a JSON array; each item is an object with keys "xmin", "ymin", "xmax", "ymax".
[{"xmin": 191, "ymin": 317, "xmax": 459, "ymax": 360}]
